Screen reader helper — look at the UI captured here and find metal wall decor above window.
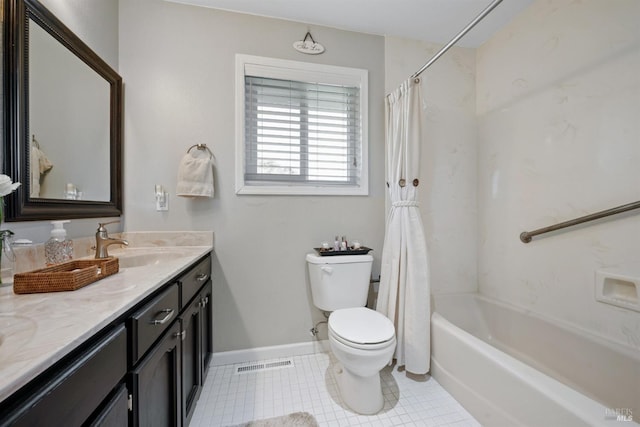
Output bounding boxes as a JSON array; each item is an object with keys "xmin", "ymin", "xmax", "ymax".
[{"xmin": 235, "ymin": 55, "xmax": 369, "ymax": 196}]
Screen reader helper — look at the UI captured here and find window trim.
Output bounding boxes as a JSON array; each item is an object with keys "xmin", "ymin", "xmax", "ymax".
[{"xmin": 235, "ymin": 54, "xmax": 369, "ymax": 196}]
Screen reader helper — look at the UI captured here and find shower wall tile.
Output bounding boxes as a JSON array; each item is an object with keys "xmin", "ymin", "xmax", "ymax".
[
  {"xmin": 476, "ymin": 0, "xmax": 640, "ymax": 349},
  {"xmin": 385, "ymin": 37, "xmax": 478, "ymax": 295}
]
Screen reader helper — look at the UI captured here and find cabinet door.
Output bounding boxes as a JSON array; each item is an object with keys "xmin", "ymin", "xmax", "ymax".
[
  {"xmin": 200, "ymin": 280, "xmax": 213, "ymax": 379},
  {"xmin": 181, "ymin": 298, "xmax": 202, "ymax": 426},
  {"xmin": 86, "ymin": 384, "xmax": 129, "ymax": 427},
  {"xmin": 130, "ymin": 321, "xmax": 181, "ymax": 427}
]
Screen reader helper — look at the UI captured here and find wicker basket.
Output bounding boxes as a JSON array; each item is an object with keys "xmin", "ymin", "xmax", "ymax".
[{"xmin": 13, "ymin": 257, "xmax": 120, "ymax": 294}]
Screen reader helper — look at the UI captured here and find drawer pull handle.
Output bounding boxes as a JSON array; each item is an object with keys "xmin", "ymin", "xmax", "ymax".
[
  {"xmin": 196, "ymin": 273, "xmax": 209, "ymax": 282},
  {"xmin": 151, "ymin": 308, "xmax": 174, "ymax": 325},
  {"xmin": 174, "ymin": 330, "xmax": 186, "ymax": 340}
]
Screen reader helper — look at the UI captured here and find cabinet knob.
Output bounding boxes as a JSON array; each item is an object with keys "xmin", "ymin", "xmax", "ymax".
[
  {"xmin": 196, "ymin": 273, "xmax": 209, "ymax": 282},
  {"xmin": 174, "ymin": 330, "xmax": 186, "ymax": 341}
]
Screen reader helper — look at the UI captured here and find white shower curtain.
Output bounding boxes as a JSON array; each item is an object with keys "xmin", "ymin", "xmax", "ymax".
[{"xmin": 376, "ymin": 78, "xmax": 431, "ymax": 375}]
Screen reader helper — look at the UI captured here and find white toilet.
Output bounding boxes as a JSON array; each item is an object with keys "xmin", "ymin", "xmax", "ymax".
[{"xmin": 306, "ymin": 253, "xmax": 396, "ymax": 415}]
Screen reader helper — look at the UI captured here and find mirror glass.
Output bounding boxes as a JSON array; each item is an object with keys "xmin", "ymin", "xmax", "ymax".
[
  {"xmin": 29, "ymin": 19, "xmax": 111, "ymax": 201},
  {"xmin": 3, "ymin": 0, "xmax": 122, "ymax": 221}
]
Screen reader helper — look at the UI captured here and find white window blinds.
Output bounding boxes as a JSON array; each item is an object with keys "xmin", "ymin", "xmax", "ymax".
[
  {"xmin": 236, "ymin": 55, "xmax": 368, "ymax": 196},
  {"xmin": 244, "ymin": 76, "xmax": 361, "ymax": 186}
]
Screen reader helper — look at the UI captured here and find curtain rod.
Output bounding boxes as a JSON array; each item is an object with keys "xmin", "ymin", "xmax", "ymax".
[{"xmin": 411, "ymin": 0, "xmax": 504, "ymax": 79}]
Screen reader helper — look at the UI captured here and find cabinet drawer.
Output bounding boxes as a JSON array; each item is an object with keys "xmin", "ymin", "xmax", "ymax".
[
  {"xmin": 130, "ymin": 283, "xmax": 179, "ymax": 364},
  {"xmin": 180, "ymin": 255, "xmax": 211, "ymax": 307},
  {"xmin": 2, "ymin": 325, "xmax": 126, "ymax": 427}
]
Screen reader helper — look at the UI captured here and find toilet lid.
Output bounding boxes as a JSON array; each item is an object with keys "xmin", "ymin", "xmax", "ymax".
[{"xmin": 329, "ymin": 307, "xmax": 395, "ymax": 345}]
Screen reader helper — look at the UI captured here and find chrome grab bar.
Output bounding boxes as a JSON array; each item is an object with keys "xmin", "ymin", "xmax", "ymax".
[{"xmin": 520, "ymin": 200, "xmax": 640, "ymax": 243}]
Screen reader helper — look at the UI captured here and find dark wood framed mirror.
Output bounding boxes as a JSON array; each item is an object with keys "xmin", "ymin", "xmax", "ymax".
[{"xmin": 3, "ymin": 0, "xmax": 122, "ymax": 221}]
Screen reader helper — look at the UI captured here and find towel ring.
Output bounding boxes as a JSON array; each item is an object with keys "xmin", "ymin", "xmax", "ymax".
[{"xmin": 187, "ymin": 143, "xmax": 213, "ymax": 159}]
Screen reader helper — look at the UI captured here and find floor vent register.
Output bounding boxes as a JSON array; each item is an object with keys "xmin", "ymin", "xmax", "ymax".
[{"xmin": 235, "ymin": 358, "xmax": 294, "ymax": 375}]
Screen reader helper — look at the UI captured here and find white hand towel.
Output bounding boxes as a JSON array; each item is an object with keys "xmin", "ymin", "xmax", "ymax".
[
  {"xmin": 30, "ymin": 146, "xmax": 53, "ymax": 198},
  {"xmin": 176, "ymin": 149, "xmax": 214, "ymax": 198}
]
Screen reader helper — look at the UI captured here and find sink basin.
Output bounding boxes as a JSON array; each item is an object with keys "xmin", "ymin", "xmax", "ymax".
[
  {"xmin": 0, "ymin": 315, "xmax": 37, "ymax": 356},
  {"xmin": 113, "ymin": 249, "xmax": 192, "ymax": 269}
]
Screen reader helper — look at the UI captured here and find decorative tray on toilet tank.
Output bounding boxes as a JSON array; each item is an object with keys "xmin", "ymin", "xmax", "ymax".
[{"xmin": 314, "ymin": 247, "xmax": 372, "ymax": 256}]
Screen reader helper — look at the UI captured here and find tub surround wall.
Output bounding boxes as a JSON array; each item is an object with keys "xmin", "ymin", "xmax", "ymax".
[
  {"xmin": 476, "ymin": 0, "xmax": 640, "ymax": 349},
  {"xmin": 384, "ymin": 37, "xmax": 478, "ymax": 295},
  {"xmin": 119, "ymin": 0, "xmax": 385, "ymax": 352}
]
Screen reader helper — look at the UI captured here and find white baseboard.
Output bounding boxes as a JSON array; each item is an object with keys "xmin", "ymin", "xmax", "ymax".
[{"xmin": 211, "ymin": 339, "xmax": 330, "ymax": 366}]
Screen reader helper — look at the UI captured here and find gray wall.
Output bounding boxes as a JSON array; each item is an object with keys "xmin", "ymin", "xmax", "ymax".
[
  {"xmin": 119, "ymin": 0, "xmax": 386, "ymax": 351},
  {"xmin": 40, "ymin": 0, "xmax": 119, "ymax": 70}
]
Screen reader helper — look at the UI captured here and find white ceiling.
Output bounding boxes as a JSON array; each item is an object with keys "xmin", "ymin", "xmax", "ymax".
[{"xmin": 165, "ymin": 0, "xmax": 534, "ymax": 47}]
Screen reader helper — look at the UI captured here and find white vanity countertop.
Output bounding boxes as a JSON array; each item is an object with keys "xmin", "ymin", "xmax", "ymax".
[{"xmin": 0, "ymin": 242, "xmax": 212, "ymax": 403}]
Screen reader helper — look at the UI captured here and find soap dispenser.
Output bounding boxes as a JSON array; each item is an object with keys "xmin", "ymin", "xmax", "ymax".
[{"xmin": 45, "ymin": 220, "xmax": 73, "ymax": 265}]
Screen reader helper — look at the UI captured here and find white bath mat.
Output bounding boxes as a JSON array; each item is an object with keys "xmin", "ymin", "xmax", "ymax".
[{"xmin": 228, "ymin": 412, "xmax": 319, "ymax": 427}]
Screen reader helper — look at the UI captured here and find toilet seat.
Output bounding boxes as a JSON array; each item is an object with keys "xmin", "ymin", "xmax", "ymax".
[{"xmin": 329, "ymin": 307, "xmax": 395, "ymax": 350}]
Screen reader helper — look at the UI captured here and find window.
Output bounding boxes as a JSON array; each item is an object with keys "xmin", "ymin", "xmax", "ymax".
[{"xmin": 236, "ymin": 55, "xmax": 368, "ymax": 195}]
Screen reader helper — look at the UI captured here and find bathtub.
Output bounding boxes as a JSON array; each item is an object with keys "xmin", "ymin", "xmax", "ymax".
[{"xmin": 431, "ymin": 293, "xmax": 639, "ymax": 427}]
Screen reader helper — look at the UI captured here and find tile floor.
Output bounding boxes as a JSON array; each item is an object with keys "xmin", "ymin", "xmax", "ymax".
[{"xmin": 191, "ymin": 352, "xmax": 480, "ymax": 427}]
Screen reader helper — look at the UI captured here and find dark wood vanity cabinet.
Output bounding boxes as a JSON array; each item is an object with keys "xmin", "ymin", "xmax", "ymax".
[
  {"xmin": 0, "ymin": 252, "xmax": 213, "ymax": 427},
  {"xmin": 128, "ymin": 253, "xmax": 213, "ymax": 427}
]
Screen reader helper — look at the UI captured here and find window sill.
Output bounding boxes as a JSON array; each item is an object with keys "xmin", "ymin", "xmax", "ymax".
[{"xmin": 235, "ymin": 184, "xmax": 368, "ymax": 196}]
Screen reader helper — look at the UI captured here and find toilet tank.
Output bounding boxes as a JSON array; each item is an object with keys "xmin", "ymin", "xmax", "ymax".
[{"xmin": 306, "ymin": 253, "xmax": 373, "ymax": 311}]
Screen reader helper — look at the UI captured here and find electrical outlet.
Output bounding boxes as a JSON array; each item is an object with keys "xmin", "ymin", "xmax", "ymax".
[{"xmin": 156, "ymin": 193, "xmax": 169, "ymax": 211}]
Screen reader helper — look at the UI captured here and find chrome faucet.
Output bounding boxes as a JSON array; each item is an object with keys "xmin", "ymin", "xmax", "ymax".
[{"xmin": 95, "ymin": 220, "xmax": 128, "ymax": 259}]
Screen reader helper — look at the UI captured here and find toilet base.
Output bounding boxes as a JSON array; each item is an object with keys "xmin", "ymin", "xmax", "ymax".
[{"xmin": 332, "ymin": 362, "xmax": 384, "ymax": 415}]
